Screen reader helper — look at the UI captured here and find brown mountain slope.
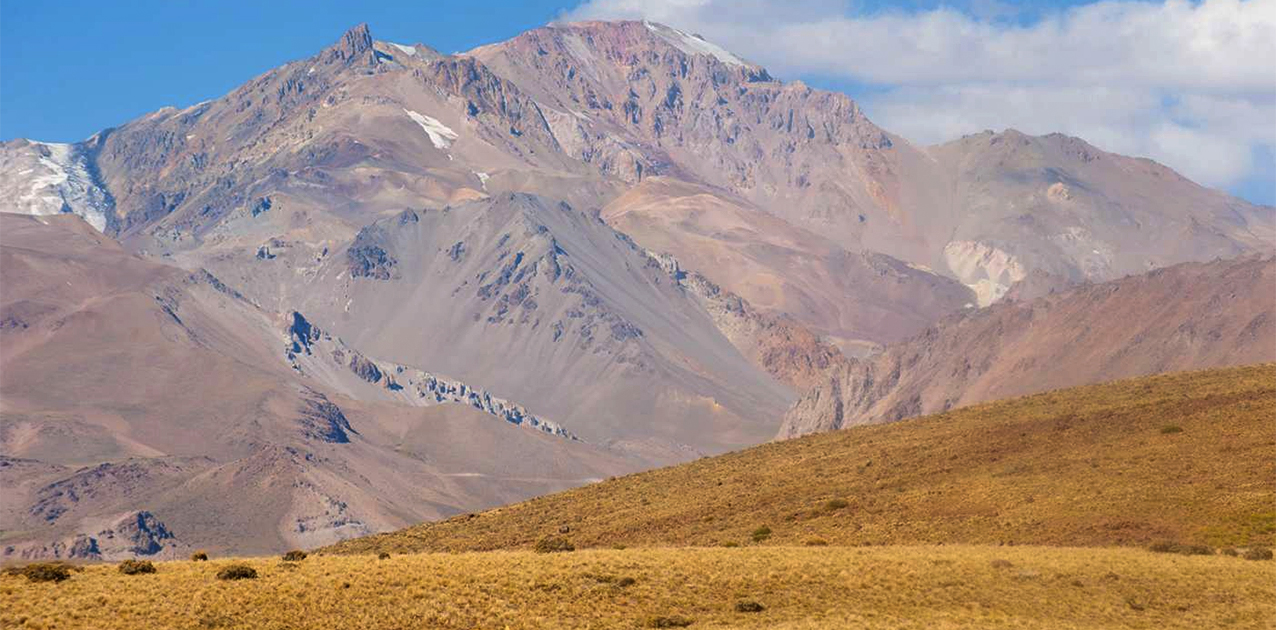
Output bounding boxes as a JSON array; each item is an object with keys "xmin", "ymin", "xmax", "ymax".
[
  {"xmin": 601, "ymin": 177, "xmax": 975, "ymax": 352},
  {"xmin": 778, "ymin": 255, "xmax": 1276, "ymax": 438},
  {"xmin": 324, "ymin": 364, "xmax": 1276, "ymax": 555},
  {"xmin": 466, "ymin": 21, "xmax": 1273, "ymax": 297},
  {"xmin": 0, "ymin": 213, "xmax": 650, "ymax": 559}
]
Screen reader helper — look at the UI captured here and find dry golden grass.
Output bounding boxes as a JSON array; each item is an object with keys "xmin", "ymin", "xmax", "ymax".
[
  {"xmin": 328, "ymin": 365, "xmax": 1276, "ymax": 555},
  {"xmin": 3, "ymin": 546, "xmax": 1273, "ymax": 629}
]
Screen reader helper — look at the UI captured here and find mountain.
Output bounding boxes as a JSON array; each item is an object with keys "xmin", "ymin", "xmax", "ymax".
[
  {"xmin": 778, "ymin": 255, "xmax": 1276, "ymax": 438},
  {"xmin": 465, "ymin": 21, "xmax": 1273, "ymax": 303},
  {"xmin": 0, "ymin": 213, "xmax": 651, "ymax": 559},
  {"xmin": 325, "ymin": 364, "xmax": 1275, "ymax": 554},
  {"xmin": 1, "ymin": 21, "xmax": 1273, "ymax": 558}
]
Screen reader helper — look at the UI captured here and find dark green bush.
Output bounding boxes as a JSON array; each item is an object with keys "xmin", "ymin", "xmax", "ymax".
[
  {"xmin": 282, "ymin": 550, "xmax": 307, "ymax": 562},
  {"xmin": 118, "ymin": 559, "xmax": 156, "ymax": 575},
  {"xmin": 751, "ymin": 526, "xmax": 771, "ymax": 542},
  {"xmin": 216, "ymin": 564, "xmax": 258, "ymax": 580},
  {"xmin": 191, "ymin": 551, "xmax": 209, "ymax": 562},
  {"xmin": 533, "ymin": 536, "xmax": 575, "ymax": 553}
]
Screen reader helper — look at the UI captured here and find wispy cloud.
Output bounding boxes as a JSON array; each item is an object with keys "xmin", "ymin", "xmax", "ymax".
[{"xmin": 564, "ymin": 0, "xmax": 1276, "ymax": 197}]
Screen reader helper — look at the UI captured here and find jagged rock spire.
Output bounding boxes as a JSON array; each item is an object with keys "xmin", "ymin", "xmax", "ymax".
[{"xmin": 327, "ymin": 23, "xmax": 375, "ymax": 65}]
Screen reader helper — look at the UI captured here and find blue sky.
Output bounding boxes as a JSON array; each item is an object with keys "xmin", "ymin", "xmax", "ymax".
[{"xmin": 3, "ymin": 0, "xmax": 1272, "ymax": 204}]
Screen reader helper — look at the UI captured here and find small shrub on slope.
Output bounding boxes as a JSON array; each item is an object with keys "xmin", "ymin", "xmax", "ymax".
[
  {"xmin": 216, "ymin": 564, "xmax": 258, "ymax": 580},
  {"xmin": 118, "ymin": 560, "xmax": 156, "ymax": 575},
  {"xmin": 533, "ymin": 536, "xmax": 575, "ymax": 553}
]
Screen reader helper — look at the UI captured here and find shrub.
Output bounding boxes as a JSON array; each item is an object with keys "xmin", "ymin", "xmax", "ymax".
[
  {"xmin": 751, "ymin": 526, "xmax": 772, "ymax": 542},
  {"xmin": 804, "ymin": 538, "xmax": 829, "ymax": 546},
  {"xmin": 19, "ymin": 562, "xmax": 72, "ymax": 583},
  {"xmin": 824, "ymin": 498, "xmax": 849, "ymax": 511},
  {"xmin": 617, "ymin": 576, "xmax": 637, "ymax": 587},
  {"xmin": 282, "ymin": 550, "xmax": 307, "ymax": 562},
  {"xmin": 648, "ymin": 615, "xmax": 694, "ymax": 628},
  {"xmin": 216, "ymin": 564, "xmax": 258, "ymax": 580},
  {"xmin": 378, "ymin": 552, "xmax": 391, "ymax": 560},
  {"xmin": 1147, "ymin": 541, "xmax": 1212, "ymax": 555},
  {"xmin": 1221, "ymin": 548, "xmax": 1239, "ymax": 557},
  {"xmin": 1160, "ymin": 425, "xmax": 1183, "ymax": 434},
  {"xmin": 721, "ymin": 541, "xmax": 740, "ymax": 548},
  {"xmin": 533, "ymin": 536, "xmax": 575, "ymax": 553},
  {"xmin": 118, "ymin": 560, "xmax": 156, "ymax": 575},
  {"xmin": 734, "ymin": 600, "xmax": 765, "ymax": 613},
  {"xmin": 191, "ymin": 551, "xmax": 209, "ymax": 562},
  {"xmin": 1243, "ymin": 547, "xmax": 1273, "ymax": 561}
]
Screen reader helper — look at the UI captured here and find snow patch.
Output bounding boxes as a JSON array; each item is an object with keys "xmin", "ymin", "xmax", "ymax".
[
  {"xmin": 403, "ymin": 108, "xmax": 458, "ymax": 149},
  {"xmin": 644, "ymin": 21, "xmax": 746, "ymax": 66},
  {"xmin": 0, "ymin": 141, "xmax": 114, "ymax": 232},
  {"xmin": 388, "ymin": 42, "xmax": 417, "ymax": 56}
]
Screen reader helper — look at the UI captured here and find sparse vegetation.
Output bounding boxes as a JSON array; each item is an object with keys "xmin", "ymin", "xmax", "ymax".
[
  {"xmin": 11, "ymin": 563, "xmax": 73, "ymax": 583},
  {"xmin": 282, "ymin": 550, "xmax": 308, "ymax": 562},
  {"xmin": 1148, "ymin": 541, "xmax": 1213, "ymax": 555},
  {"xmin": 647, "ymin": 615, "xmax": 694, "ymax": 628},
  {"xmin": 215, "ymin": 564, "xmax": 257, "ymax": 581},
  {"xmin": 117, "ymin": 560, "xmax": 156, "ymax": 575},
  {"xmin": 533, "ymin": 536, "xmax": 575, "ymax": 553},
  {"xmin": 1243, "ymin": 547, "xmax": 1273, "ymax": 561},
  {"xmin": 2, "ymin": 547, "xmax": 1271, "ymax": 629},
  {"xmin": 190, "ymin": 551, "xmax": 209, "ymax": 562},
  {"xmin": 325, "ymin": 365, "xmax": 1276, "ymax": 556}
]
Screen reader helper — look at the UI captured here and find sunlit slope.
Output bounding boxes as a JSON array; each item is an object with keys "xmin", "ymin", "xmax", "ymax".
[
  {"xmin": 327, "ymin": 364, "xmax": 1276, "ymax": 554},
  {"xmin": 3, "ymin": 547, "xmax": 1273, "ymax": 630}
]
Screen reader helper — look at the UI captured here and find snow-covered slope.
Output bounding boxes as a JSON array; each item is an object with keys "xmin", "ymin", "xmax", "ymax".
[{"xmin": 0, "ymin": 139, "xmax": 114, "ymax": 232}]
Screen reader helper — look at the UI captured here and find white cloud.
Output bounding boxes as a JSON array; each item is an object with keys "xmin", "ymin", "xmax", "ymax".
[{"xmin": 564, "ymin": 0, "xmax": 1276, "ymax": 196}]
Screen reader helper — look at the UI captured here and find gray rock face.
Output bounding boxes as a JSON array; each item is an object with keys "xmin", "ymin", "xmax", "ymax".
[{"xmin": 285, "ymin": 310, "xmax": 578, "ymax": 440}]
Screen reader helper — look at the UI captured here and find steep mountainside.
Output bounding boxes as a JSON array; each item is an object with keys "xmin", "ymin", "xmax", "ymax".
[
  {"xmin": 207, "ymin": 193, "xmax": 794, "ymax": 452},
  {"xmin": 326, "ymin": 364, "xmax": 1276, "ymax": 554},
  {"xmin": 601, "ymin": 177, "xmax": 975, "ymax": 353},
  {"xmin": 779, "ymin": 255, "xmax": 1276, "ymax": 438},
  {"xmin": 0, "ymin": 214, "xmax": 650, "ymax": 559},
  {"xmin": 466, "ymin": 21, "xmax": 1273, "ymax": 298}
]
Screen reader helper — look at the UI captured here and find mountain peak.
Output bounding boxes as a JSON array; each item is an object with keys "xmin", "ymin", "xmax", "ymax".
[{"xmin": 328, "ymin": 23, "xmax": 375, "ymax": 65}]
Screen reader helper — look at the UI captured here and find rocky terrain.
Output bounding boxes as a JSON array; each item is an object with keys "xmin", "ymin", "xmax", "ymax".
[
  {"xmin": 0, "ymin": 214, "xmax": 651, "ymax": 558},
  {"xmin": 779, "ymin": 255, "xmax": 1276, "ymax": 438},
  {"xmin": 0, "ymin": 20, "xmax": 1272, "ymax": 558}
]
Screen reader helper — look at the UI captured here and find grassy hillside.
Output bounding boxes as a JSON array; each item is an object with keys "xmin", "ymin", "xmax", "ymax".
[
  {"xmin": 3, "ymin": 546, "xmax": 1273, "ymax": 629},
  {"xmin": 327, "ymin": 364, "xmax": 1276, "ymax": 555}
]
